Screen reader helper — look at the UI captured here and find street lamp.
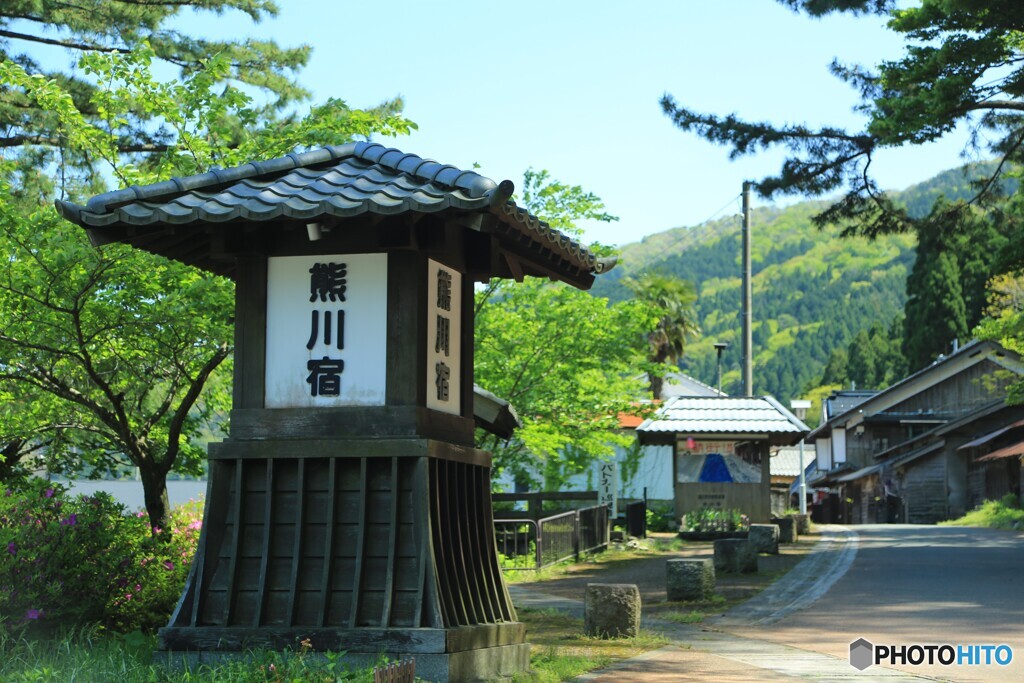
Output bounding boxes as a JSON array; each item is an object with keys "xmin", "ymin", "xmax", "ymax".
[
  {"xmin": 791, "ymin": 399, "xmax": 812, "ymax": 515},
  {"xmin": 713, "ymin": 342, "xmax": 728, "ymax": 395}
]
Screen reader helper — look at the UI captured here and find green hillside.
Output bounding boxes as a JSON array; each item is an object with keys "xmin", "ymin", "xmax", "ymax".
[{"xmin": 593, "ymin": 166, "xmax": 1000, "ymax": 403}]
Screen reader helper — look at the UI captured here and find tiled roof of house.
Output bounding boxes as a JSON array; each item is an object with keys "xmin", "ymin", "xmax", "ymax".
[
  {"xmin": 55, "ymin": 142, "xmax": 615, "ymax": 286},
  {"xmin": 637, "ymin": 396, "xmax": 809, "ymax": 446}
]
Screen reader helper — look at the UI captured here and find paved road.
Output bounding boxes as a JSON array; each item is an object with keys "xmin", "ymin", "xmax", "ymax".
[{"xmin": 725, "ymin": 524, "xmax": 1024, "ymax": 682}]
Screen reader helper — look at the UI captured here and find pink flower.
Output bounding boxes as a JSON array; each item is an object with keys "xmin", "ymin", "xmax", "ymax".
[
  {"xmin": 152, "ymin": 526, "xmax": 162, "ymax": 534},
  {"xmin": 44, "ymin": 488, "xmax": 54, "ymax": 499},
  {"xmin": 136, "ymin": 511, "xmax": 146, "ymax": 518},
  {"xmin": 187, "ymin": 520, "xmax": 202, "ymax": 530},
  {"xmin": 135, "ymin": 583, "xmax": 141, "ymax": 592},
  {"xmin": 124, "ymin": 593, "xmax": 133, "ymax": 601},
  {"xmin": 6, "ymin": 541, "xmax": 15, "ymax": 556},
  {"xmin": 163, "ymin": 560, "xmax": 174, "ymax": 571},
  {"xmin": 25, "ymin": 609, "xmax": 41, "ymax": 620}
]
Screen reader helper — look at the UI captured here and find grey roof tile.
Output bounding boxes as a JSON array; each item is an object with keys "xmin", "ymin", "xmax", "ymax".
[{"xmin": 55, "ymin": 141, "xmax": 614, "ymax": 284}]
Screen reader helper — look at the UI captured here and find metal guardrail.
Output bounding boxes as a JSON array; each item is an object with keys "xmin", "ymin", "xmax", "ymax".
[{"xmin": 495, "ymin": 503, "xmax": 609, "ymax": 570}]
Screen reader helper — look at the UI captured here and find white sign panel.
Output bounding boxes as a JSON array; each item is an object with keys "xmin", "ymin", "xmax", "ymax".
[
  {"xmin": 597, "ymin": 460, "xmax": 618, "ymax": 517},
  {"xmin": 264, "ymin": 253, "xmax": 387, "ymax": 408},
  {"xmin": 426, "ymin": 259, "xmax": 461, "ymax": 415}
]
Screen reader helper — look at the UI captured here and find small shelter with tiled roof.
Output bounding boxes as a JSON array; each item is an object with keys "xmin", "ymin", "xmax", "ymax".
[
  {"xmin": 636, "ymin": 396, "xmax": 808, "ymax": 522},
  {"xmin": 57, "ymin": 142, "xmax": 613, "ymax": 681}
]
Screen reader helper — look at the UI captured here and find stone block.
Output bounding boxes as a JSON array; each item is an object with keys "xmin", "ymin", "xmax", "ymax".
[
  {"xmin": 792, "ymin": 513, "xmax": 810, "ymax": 535},
  {"xmin": 771, "ymin": 516, "xmax": 797, "ymax": 543},
  {"xmin": 749, "ymin": 524, "xmax": 780, "ymax": 554},
  {"xmin": 666, "ymin": 558, "xmax": 715, "ymax": 601},
  {"xmin": 584, "ymin": 583, "xmax": 641, "ymax": 638},
  {"xmin": 713, "ymin": 538, "xmax": 758, "ymax": 573}
]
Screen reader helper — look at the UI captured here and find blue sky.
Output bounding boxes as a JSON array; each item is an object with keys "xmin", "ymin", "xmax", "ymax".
[{"xmin": 188, "ymin": 2, "xmax": 971, "ymax": 246}]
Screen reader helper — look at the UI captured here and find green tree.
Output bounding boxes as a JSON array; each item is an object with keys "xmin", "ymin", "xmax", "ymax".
[
  {"xmin": 847, "ymin": 329, "xmax": 878, "ymax": 389},
  {"xmin": 820, "ymin": 347, "xmax": 849, "ymax": 386},
  {"xmin": 0, "ymin": 1, "xmax": 412, "ymax": 199},
  {"xmin": 0, "ymin": 46, "xmax": 413, "ymax": 530},
  {"xmin": 622, "ymin": 272, "xmax": 700, "ymax": 398},
  {"xmin": 474, "ymin": 170, "xmax": 657, "ymax": 489},
  {"xmin": 904, "ymin": 250, "xmax": 968, "ymax": 369},
  {"xmin": 661, "ymin": 0, "xmax": 1024, "ymax": 236},
  {"xmin": 475, "ymin": 279, "xmax": 657, "ymax": 489}
]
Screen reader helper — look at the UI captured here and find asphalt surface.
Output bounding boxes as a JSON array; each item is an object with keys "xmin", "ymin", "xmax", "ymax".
[
  {"xmin": 724, "ymin": 524, "xmax": 1024, "ymax": 682},
  {"xmin": 509, "ymin": 524, "xmax": 1024, "ymax": 681}
]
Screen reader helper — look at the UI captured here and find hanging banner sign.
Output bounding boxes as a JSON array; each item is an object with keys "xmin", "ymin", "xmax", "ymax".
[{"xmin": 264, "ymin": 253, "xmax": 387, "ymax": 408}]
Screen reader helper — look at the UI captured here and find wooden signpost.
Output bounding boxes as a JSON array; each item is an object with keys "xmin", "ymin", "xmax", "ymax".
[{"xmin": 56, "ymin": 142, "xmax": 615, "ymax": 682}]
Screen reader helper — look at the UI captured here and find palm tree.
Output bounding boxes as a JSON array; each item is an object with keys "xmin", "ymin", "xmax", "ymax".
[{"xmin": 624, "ymin": 272, "xmax": 700, "ymax": 398}]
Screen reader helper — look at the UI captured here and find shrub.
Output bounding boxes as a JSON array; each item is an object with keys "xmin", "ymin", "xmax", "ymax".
[
  {"xmin": 644, "ymin": 500, "xmax": 676, "ymax": 532},
  {"xmin": 939, "ymin": 493, "xmax": 1024, "ymax": 530},
  {"xmin": 683, "ymin": 507, "xmax": 749, "ymax": 533},
  {"xmin": 0, "ymin": 479, "xmax": 202, "ymax": 634}
]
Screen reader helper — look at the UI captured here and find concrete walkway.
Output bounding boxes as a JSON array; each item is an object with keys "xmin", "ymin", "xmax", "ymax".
[{"xmin": 508, "ymin": 526, "xmax": 945, "ymax": 682}]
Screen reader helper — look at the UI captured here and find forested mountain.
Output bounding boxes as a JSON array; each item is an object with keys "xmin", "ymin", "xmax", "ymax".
[{"xmin": 593, "ymin": 165, "xmax": 1003, "ymax": 404}]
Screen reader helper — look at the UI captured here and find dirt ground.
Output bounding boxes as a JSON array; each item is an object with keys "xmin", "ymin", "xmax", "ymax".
[{"xmin": 510, "ymin": 531, "xmax": 820, "ymax": 618}]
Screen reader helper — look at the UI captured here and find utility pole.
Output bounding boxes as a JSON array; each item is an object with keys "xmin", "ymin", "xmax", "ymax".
[{"xmin": 742, "ymin": 181, "xmax": 753, "ymax": 397}]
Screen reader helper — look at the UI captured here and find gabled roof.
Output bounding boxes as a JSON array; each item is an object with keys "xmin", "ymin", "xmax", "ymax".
[
  {"xmin": 805, "ymin": 340, "xmax": 1024, "ymax": 442},
  {"xmin": 770, "ymin": 446, "xmax": 815, "ymax": 478},
  {"xmin": 636, "ymin": 396, "xmax": 809, "ymax": 446},
  {"xmin": 55, "ymin": 142, "xmax": 615, "ymax": 288},
  {"xmin": 824, "ymin": 390, "xmax": 877, "ymax": 420},
  {"xmin": 660, "ymin": 371, "xmax": 726, "ymax": 398}
]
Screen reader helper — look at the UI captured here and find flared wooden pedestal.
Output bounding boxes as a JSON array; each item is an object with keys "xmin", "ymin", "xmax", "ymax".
[{"xmin": 159, "ymin": 438, "xmax": 526, "ymax": 682}]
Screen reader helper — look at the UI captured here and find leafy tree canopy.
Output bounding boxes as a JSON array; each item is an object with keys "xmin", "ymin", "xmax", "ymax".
[
  {"xmin": 475, "ymin": 170, "xmax": 659, "ymax": 489},
  {"xmin": 0, "ymin": 43, "xmax": 413, "ymax": 530},
  {"xmin": 662, "ymin": 0, "xmax": 1024, "ymax": 236},
  {"xmin": 0, "ymin": 1, "xmax": 414, "ymax": 196},
  {"xmin": 622, "ymin": 271, "xmax": 700, "ymax": 399}
]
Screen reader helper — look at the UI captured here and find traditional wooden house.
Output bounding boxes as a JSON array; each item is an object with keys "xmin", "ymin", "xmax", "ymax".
[
  {"xmin": 804, "ymin": 340, "xmax": 1024, "ymax": 524},
  {"xmin": 635, "ymin": 396, "xmax": 808, "ymax": 523}
]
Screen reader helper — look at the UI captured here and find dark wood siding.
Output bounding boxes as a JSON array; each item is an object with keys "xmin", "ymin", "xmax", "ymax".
[{"xmin": 901, "ymin": 453, "xmax": 947, "ymax": 523}]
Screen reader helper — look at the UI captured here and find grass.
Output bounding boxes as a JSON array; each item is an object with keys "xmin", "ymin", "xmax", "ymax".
[
  {"xmin": 512, "ymin": 607, "xmax": 669, "ymax": 682},
  {"xmin": 939, "ymin": 494, "xmax": 1024, "ymax": 530},
  {"xmin": 0, "ymin": 625, "xmax": 383, "ymax": 682},
  {"xmin": 502, "ymin": 535, "xmax": 684, "ymax": 585}
]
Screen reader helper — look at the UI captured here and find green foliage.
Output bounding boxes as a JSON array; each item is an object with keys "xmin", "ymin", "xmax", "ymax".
[
  {"xmin": 475, "ymin": 279, "xmax": 658, "ymax": 489},
  {"xmin": 683, "ymin": 507, "xmax": 749, "ymax": 533},
  {"xmin": 0, "ymin": 627, "xmax": 380, "ymax": 681},
  {"xmin": 939, "ymin": 493, "xmax": 1024, "ymax": 530},
  {"xmin": 623, "ymin": 272, "xmax": 700, "ymax": 398},
  {"xmin": 903, "ymin": 200, "xmax": 1007, "ymax": 371},
  {"xmin": 0, "ymin": 38, "xmax": 413, "ymax": 530},
  {"xmin": 662, "ymin": 1, "xmax": 1024, "ymax": 236},
  {"xmin": 0, "ymin": 480, "xmax": 201, "ymax": 635},
  {"xmin": 594, "ymin": 198, "xmax": 917, "ymax": 403}
]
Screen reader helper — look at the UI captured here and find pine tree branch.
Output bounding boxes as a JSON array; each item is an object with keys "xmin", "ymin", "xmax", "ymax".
[
  {"xmin": 0, "ymin": 134, "xmax": 173, "ymax": 153},
  {"xmin": 0, "ymin": 29, "xmax": 131, "ymax": 55}
]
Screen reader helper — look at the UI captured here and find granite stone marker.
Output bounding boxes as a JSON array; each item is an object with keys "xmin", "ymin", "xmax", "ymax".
[
  {"xmin": 666, "ymin": 558, "xmax": 715, "ymax": 601},
  {"xmin": 771, "ymin": 516, "xmax": 797, "ymax": 543},
  {"xmin": 584, "ymin": 584, "xmax": 641, "ymax": 638},
  {"xmin": 713, "ymin": 538, "xmax": 758, "ymax": 573},
  {"xmin": 749, "ymin": 523, "xmax": 780, "ymax": 554}
]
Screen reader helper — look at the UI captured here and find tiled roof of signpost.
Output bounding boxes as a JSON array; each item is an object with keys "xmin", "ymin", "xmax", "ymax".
[
  {"xmin": 54, "ymin": 142, "xmax": 615, "ymax": 282},
  {"xmin": 637, "ymin": 396, "xmax": 809, "ymax": 444}
]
